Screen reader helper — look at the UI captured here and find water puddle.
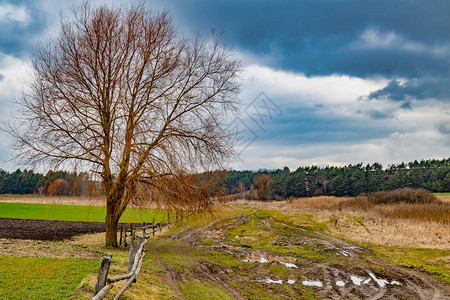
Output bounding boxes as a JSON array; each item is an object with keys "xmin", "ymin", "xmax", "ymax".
[
  {"xmin": 302, "ymin": 280, "xmax": 323, "ymax": 287},
  {"xmin": 280, "ymin": 262, "xmax": 297, "ymax": 268},
  {"xmin": 336, "ymin": 280, "xmax": 346, "ymax": 287}
]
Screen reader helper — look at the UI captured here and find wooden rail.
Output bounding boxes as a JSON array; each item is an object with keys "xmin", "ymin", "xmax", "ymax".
[{"xmin": 92, "ymin": 211, "xmax": 190, "ymax": 299}]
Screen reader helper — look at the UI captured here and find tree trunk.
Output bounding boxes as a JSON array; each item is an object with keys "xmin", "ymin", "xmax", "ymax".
[{"xmin": 105, "ymin": 202, "xmax": 120, "ymax": 247}]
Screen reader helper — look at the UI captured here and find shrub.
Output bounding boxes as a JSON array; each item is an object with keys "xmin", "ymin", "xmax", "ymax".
[{"xmin": 366, "ymin": 188, "xmax": 437, "ymax": 205}]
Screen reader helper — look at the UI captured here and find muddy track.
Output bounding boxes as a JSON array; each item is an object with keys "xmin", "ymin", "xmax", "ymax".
[{"xmin": 169, "ymin": 211, "xmax": 450, "ymax": 299}]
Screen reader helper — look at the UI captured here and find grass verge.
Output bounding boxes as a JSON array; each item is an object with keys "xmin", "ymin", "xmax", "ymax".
[{"xmin": 0, "ymin": 256, "xmax": 97, "ymax": 299}]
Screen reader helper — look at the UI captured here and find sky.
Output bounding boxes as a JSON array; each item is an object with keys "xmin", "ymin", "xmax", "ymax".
[{"xmin": 0, "ymin": 0, "xmax": 449, "ymax": 171}]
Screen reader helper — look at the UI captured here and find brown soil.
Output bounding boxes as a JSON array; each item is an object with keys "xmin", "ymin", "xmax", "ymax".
[
  {"xmin": 0, "ymin": 218, "xmax": 144, "ymax": 242},
  {"xmin": 0, "ymin": 218, "xmax": 106, "ymax": 241}
]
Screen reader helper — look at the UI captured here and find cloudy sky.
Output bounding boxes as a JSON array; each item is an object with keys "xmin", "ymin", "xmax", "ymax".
[{"xmin": 0, "ymin": 0, "xmax": 449, "ymax": 171}]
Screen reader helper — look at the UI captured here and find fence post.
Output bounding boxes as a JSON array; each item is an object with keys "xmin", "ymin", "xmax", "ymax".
[
  {"xmin": 152, "ymin": 218, "xmax": 155, "ymax": 236},
  {"xmin": 142, "ymin": 222, "xmax": 146, "ymax": 236},
  {"xmin": 122, "ymin": 227, "xmax": 127, "ymax": 248},
  {"xmin": 119, "ymin": 226, "xmax": 123, "ymax": 246},
  {"xmin": 127, "ymin": 240, "xmax": 136, "ymax": 274},
  {"xmin": 167, "ymin": 212, "xmax": 170, "ymax": 228},
  {"xmin": 94, "ymin": 253, "xmax": 112, "ymax": 296},
  {"xmin": 133, "ymin": 236, "xmax": 145, "ymax": 284}
]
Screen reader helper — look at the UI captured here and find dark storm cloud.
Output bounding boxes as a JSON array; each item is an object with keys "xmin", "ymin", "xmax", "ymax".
[
  {"xmin": 160, "ymin": 0, "xmax": 450, "ymax": 79},
  {"xmin": 237, "ymin": 100, "xmax": 393, "ymax": 146},
  {"xmin": 0, "ymin": 0, "xmax": 48, "ymax": 57},
  {"xmin": 368, "ymin": 77, "xmax": 450, "ymax": 101}
]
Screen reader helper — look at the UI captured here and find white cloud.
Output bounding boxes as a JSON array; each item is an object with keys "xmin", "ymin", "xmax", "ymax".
[
  {"xmin": 0, "ymin": 3, "xmax": 29, "ymax": 25},
  {"xmin": 242, "ymin": 64, "xmax": 388, "ymax": 106},
  {"xmin": 228, "ymin": 64, "xmax": 449, "ymax": 170}
]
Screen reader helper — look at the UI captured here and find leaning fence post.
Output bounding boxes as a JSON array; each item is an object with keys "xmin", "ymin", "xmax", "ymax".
[
  {"xmin": 127, "ymin": 240, "xmax": 136, "ymax": 274},
  {"xmin": 94, "ymin": 253, "xmax": 112, "ymax": 296},
  {"xmin": 134, "ymin": 236, "xmax": 145, "ymax": 284}
]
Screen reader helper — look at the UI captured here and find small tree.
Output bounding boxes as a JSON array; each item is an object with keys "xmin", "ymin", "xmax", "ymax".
[
  {"xmin": 8, "ymin": 3, "xmax": 240, "ymax": 246},
  {"xmin": 47, "ymin": 178, "xmax": 70, "ymax": 196},
  {"xmin": 253, "ymin": 174, "xmax": 272, "ymax": 201}
]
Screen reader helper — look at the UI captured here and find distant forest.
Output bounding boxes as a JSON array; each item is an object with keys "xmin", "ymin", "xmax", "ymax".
[
  {"xmin": 226, "ymin": 158, "xmax": 450, "ymax": 198},
  {"xmin": 1, "ymin": 158, "xmax": 449, "ymax": 197},
  {"xmin": 0, "ymin": 169, "xmax": 95, "ymax": 196}
]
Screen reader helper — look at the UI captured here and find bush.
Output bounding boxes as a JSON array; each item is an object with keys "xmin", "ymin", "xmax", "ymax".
[{"xmin": 366, "ymin": 188, "xmax": 437, "ymax": 205}]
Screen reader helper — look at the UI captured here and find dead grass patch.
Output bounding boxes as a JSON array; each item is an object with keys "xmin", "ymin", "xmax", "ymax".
[
  {"xmin": 0, "ymin": 194, "xmax": 106, "ymax": 206},
  {"xmin": 0, "ymin": 238, "xmax": 102, "ymax": 259}
]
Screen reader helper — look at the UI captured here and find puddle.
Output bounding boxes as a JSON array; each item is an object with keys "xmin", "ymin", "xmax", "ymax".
[
  {"xmin": 302, "ymin": 280, "xmax": 323, "ymax": 287},
  {"xmin": 350, "ymin": 275, "xmax": 365, "ymax": 286},
  {"xmin": 243, "ymin": 256, "xmax": 268, "ymax": 263},
  {"xmin": 340, "ymin": 250, "xmax": 352, "ymax": 256},
  {"xmin": 259, "ymin": 256, "xmax": 268, "ymax": 263},
  {"xmin": 280, "ymin": 262, "xmax": 297, "ymax": 268},
  {"xmin": 265, "ymin": 279, "xmax": 283, "ymax": 284},
  {"xmin": 287, "ymin": 279, "xmax": 296, "ymax": 284},
  {"xmin": 368, "ymin": 272, "xmax": 389, "ymax": 288},
  {"xmin": 336, "ymin": 280, "xmax": 346, "ymax": 287}
]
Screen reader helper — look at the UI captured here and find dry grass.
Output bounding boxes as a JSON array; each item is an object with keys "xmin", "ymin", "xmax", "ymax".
[
  {"xmin": 365, "ymin": 188, "xmax": 437, "ymax": 205},
  {"xmin": 284, "ymin": 192, "xmax": 450, "ymax": 225},
  {"xmin": 0, "ymin": 194, "xmax": 106, "ymax": 206},
  {"xmin": 438, "ymin": 194, "xmax": 450, "ymax": 203},
  {"xmin": 229, "ymin": 191, "xmax": 450, "ymax": 249}
]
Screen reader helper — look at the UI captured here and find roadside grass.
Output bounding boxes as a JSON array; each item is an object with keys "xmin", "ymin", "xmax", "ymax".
[
  {"xmin": 0, "ymin": 256, "xmax": 97, "ymax": 299},
  {"xmin": 0, "ymin": 202, "xmax": 171, "ymax": 223}
]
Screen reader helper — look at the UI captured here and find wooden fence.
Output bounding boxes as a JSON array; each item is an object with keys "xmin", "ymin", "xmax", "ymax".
[
  {"xmin": 92, "ymin": 212, "xmax": 188, "ymax": 299},
  {"xmin": 119, "ymin": 211, "xmax": 184, "ymax": 247}
]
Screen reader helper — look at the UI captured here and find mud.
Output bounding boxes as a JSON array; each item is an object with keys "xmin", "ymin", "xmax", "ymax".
[{"xmin": 168, "ymin": 211, "xmax": 450, "ymax": 300}]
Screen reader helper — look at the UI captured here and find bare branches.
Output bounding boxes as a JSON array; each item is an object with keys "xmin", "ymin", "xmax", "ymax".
[{"xmin": 8, "ymin": 3, "xmax": 241, "ymax": 246}]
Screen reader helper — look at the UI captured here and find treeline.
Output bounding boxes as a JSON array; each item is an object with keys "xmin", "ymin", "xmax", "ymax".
[
  {"xmin": 0, "ymin": 169, "xmax": 97, "ymax": 196},
  {"xmin": 225, "ymin": 158, "xmax": 450, "ymax": 198}
]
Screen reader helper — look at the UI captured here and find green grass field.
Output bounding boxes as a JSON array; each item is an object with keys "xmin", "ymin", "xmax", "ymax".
[
  {"xmin": 434, "ymin": 192, "xmax": 450, "ymax": 196},
  {"xmin": 0, "ymin": 256, "xmax": 97, "ymax": 299},
  {"xmin": 0, "ymin": 202, "xmax": 171, "ymax": 223}
]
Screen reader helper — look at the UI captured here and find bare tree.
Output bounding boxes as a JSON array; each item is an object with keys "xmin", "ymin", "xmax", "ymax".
[
  {"xmin": 253, "ymin": 174, "xmax": 272, "ymax": 201},
  {"xmin": 7, "ymin": 3, "xmax": 240, "ymax": 246}
]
